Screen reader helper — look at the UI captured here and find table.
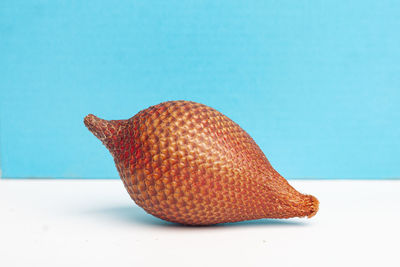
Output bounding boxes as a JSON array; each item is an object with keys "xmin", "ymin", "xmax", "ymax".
[{"xmin": 0, "ymin": 179, "xmax": 399, "ymax": 267}]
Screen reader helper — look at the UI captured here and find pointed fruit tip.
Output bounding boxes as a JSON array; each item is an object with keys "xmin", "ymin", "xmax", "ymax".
[
  {"xmin": 83, "ymin": 114, "xmax": 108, "ymax": 139},
  {"xmin": 83, "ymin": 114, "xmax": 97, "ymax": 129},
  {"xmin": 306, "ymin": 195, "xmax": 319, "ymax": 218}
]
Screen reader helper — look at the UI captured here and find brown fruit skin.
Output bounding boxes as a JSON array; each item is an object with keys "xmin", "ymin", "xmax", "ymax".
[{"xmin": 84, "ymin": 100, "xmax": 319, "ymax": 225}]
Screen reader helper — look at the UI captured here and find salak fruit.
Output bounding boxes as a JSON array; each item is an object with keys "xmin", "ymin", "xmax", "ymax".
[{"xmin": 84, "ymin": 100, "xmax": 319, "ymax": 225}]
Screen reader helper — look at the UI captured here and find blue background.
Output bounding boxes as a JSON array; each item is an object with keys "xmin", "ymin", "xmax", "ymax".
[{"xmin": 1, "ymin": 0, "xmax": 399, "ymax": 179}]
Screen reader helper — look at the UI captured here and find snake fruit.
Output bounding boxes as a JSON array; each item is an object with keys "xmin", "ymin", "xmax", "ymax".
[{"xmin": 84, "ymin": 100, "xmax": 319, "ymax": 225}]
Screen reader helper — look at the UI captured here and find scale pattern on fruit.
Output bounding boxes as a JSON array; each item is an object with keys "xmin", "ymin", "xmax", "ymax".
[{"xmin": 84, "ymin": 100, "xmax": 319, "ymax": 225}]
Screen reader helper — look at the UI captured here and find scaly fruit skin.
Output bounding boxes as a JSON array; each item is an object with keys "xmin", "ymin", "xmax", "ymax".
[{"xmin": 84, "ymin": 100, "xmax": 318, "ymax": 225}]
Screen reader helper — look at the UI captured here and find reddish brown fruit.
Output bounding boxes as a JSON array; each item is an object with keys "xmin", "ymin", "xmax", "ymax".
[{"xmin": 84, "ymin": 100, "xmax": 319, "ymax": 225}]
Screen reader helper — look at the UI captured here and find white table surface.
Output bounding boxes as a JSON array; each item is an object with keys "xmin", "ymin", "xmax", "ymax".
[{"xmin": 0, "ymin": 179, "xmax": 399, "ymax": 267}]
